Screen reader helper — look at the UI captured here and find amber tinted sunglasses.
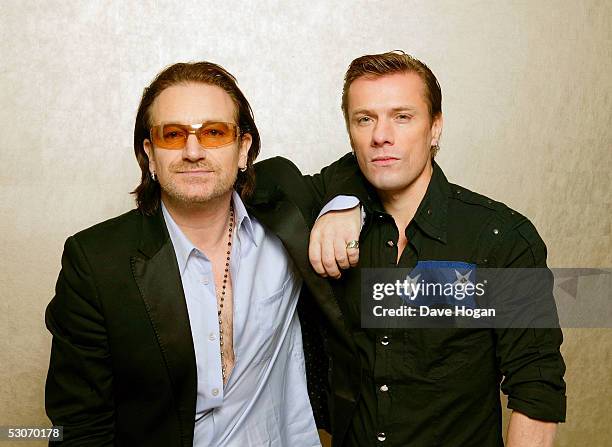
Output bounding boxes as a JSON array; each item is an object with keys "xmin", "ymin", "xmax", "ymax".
[{"xmin": 149, "ymin": 121, "xmax": 240, "ymax": 149}]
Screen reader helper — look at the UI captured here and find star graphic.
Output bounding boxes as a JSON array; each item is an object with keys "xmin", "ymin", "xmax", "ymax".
[
  {"xmin": 404, "ymin": 273, "xmax": 421, "ymax": 300},
  {"xmin": 452, "ymin": 269, "xmax": 473, "ymax": 301}
]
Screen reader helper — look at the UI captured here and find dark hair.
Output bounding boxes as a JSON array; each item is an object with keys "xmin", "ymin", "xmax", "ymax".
[
  {"xmin": 341, "ymin": 50, "xmax": 442, "ymax": 133},
  {"xmin": 131, "ymin": 62, "xmax": 261, "ymax": 215}
]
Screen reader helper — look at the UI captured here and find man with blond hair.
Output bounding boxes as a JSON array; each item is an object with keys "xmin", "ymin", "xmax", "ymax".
[{"xmin": 305, "ymin": 51, "xmax": 567, "ymax": 446}]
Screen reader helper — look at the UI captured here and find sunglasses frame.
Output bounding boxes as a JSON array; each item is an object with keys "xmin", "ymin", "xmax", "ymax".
[{"xmin": 149, "ymin": 121, "xmax": 241, "ymax": 150}]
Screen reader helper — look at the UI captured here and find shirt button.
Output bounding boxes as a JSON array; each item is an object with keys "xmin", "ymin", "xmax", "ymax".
[
  {"xmin": 211, "ymin": 388, "xmax": 219, "ymax": 396},
  {"xmin": 381, "ymin": 336, "xmax": 389, "ymax": 346},
  {"xmin": 202, "ymin": 277, "xmax": 210, "ymax": 285},
  {"xmin": 377, "ymin": 432, "xmax": 386, "ymax": 442},
  {"xmin": 208, "ymin": 333, "xmax": 216, "ymax": 341},
  {"xmin": 379, "ymin": 384, "xmax": 389, "ymax": 392},
  {"xmin": 386, "ymin": 240, "xmax": 395, "ymax": 247}
]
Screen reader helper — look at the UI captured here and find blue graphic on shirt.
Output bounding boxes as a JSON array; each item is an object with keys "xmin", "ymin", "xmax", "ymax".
[{"xmin": 399, "ymin": 261, "xmax": 478, "ymax": 308}]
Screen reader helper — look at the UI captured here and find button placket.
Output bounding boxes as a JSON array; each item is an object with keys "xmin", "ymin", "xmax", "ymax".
[{"xmin": 375, "ymin": 333, "xmax": 392, "ymax": 445}]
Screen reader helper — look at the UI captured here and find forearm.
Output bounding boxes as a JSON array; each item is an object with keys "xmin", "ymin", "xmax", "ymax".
[{"xmin": 507, "ymin": 411, "xmax": 557, "ymax": 447}]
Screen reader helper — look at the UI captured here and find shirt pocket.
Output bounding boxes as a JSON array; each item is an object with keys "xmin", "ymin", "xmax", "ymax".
[{"xmin": 255, "ymin": 279, "xmax": 289, "ymax": 348}]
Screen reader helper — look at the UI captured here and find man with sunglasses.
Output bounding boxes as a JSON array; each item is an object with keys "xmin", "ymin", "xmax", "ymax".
[{"xmin": 45, "ymin": 62, "xmax": 358, "ymax": 446}]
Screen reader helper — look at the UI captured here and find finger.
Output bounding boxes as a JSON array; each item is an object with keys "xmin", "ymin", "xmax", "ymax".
[
  {"xmin": 308, "ymin": 237, "xmax": 327, "ymax": 277},
  {"xmin": 346, "ymin": 244, "xmax": 360, "ymax": 267},
  {"xmin": 334, "ymin": 238, "xmax": 350, "ymax": 270},
  {"xmin": 321, "ymin": 238, "xmax": 342, "ymax": 279}
]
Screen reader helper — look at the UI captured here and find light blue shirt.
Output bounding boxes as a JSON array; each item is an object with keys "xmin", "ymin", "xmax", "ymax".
[{"xmin": 161, "ymin": 192, "xmax": 320, "ymax": 447}]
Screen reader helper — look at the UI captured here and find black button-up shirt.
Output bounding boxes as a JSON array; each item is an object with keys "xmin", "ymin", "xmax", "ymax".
[{"xmin": 332, "ymin": 161, "xmax": 566, "ymax": 446}]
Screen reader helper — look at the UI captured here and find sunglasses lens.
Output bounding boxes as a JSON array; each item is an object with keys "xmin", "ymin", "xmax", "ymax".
[
  {"xmin": 152, "ymin": 124, "xmax": 188, "ymax": 149},
  {"xmin": 150, "ymin": 122, "xmax": 239, "ymax": 149},
  {"xmin": 198, "ymin": 122, "xmax": 237, "ymax": 148}
]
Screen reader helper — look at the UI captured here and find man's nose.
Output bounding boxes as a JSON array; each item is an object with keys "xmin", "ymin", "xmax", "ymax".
[
  {"xmin": 183, "ymin": 134, "xmax": 206, "ymax": 161},
  {"xmin": 371, "ymin": 119, "xmax": 394, "ymax": 147}
]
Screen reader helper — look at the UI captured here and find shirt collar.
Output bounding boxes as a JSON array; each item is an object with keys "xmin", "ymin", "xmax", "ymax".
[
  {"xmin": 363, "ymin": 160, "xmax": 450, "ymax": 244},
  {"xmin": 231, "ymin": 190, "xmax": 257, "ymax": 246},
  {"xmin": 161, "ymin": 190, "xmax": 257, "ymax": 275},
  {"xmin": 411, "ymin": 161, "xmax": 450, "ymax": 243}
]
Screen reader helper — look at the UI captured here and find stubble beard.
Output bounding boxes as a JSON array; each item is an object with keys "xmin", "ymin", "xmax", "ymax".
[{"xmin": 160, "ymin": 162, "xmax": 238, "ymax": 209}]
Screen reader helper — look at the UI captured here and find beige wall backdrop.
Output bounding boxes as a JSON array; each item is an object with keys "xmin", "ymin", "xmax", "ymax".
[{"xmin": 1, "ymin": 0, "xmax": 610, "ymax": 445}]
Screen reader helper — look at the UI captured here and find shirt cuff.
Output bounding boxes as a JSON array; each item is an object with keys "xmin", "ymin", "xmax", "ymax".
[
  {"xmin": 317, "ymin": 196, "xmax": 365, "ymax": 228},
  {"xmin": 507, "ymin": 384, "xmax": 567, "ymax": 423}
]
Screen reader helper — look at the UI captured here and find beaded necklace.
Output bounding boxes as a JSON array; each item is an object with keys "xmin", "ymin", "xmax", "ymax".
[{"xmin": 218, "ymin": 204, "xmax": 234, "ymax": 382}]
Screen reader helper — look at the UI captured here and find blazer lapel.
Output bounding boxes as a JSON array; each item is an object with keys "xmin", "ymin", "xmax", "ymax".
[{"xmin": 131, "ymin": 211, "xmax": 196, "ymax": 446}]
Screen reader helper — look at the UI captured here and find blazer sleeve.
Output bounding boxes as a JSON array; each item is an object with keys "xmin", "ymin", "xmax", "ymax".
[
  {"xmin": 492, "ymin": 219, "xmax": 567, "ymax": 422},
  {"xmin": 254, "ymin": 152, "xmax": 370, "ymax": 225},
  {"xmin": 302, "ymin": 153, "xmax": 370, "ymax": 211},
  {"xmin": 45, "ymin": 236, "xmax": 115, "ymax": 446}
]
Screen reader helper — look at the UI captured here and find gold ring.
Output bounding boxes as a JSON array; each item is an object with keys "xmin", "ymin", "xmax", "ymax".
[{"xmin": 346, "ymin": 240, "xmax": 359, "ymax": 249}]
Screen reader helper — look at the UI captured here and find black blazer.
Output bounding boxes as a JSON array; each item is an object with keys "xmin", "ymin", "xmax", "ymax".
[
  {"xmin": 46, "ymin": 208, "xmax": 198, "ymax": 446},
  {"xmin": 45, "ymin": 154, "xmax": 362, "ymax": 446}
]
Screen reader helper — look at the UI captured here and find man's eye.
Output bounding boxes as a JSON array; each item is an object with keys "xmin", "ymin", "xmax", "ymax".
[
  {"xmin": 203, "ymin": 129, "xmax": 225, "ymax": 137},
  {"xmin": 396, "ymin": 114, "xmax": 412, "ymax": 121},
  {"xmin": 202, "ymin": 123, "xmax": 230, "ymax": 138},
  {"xmin": 164, "ymin": 130, "xmax": 185, "ymax": 140},
  {"xmin": 357, "ymin": 116, "xmax": 372, "ymax": 124}
]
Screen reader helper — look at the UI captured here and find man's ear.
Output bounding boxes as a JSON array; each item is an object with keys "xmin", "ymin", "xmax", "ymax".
[
  {"xmin": 238, "ymin": 133, "xmax": 252, "ymax": 170},
  {"xmin": 348, "ymin": 130, "xmax": 356, "ymax": 156},
  {"xmin": 143, "ymin": 139, "xmax": 156, "ymax": 174},
  {"xmin": 431, "ymin": 113, "xmax": 444, "ymax": 146}
]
